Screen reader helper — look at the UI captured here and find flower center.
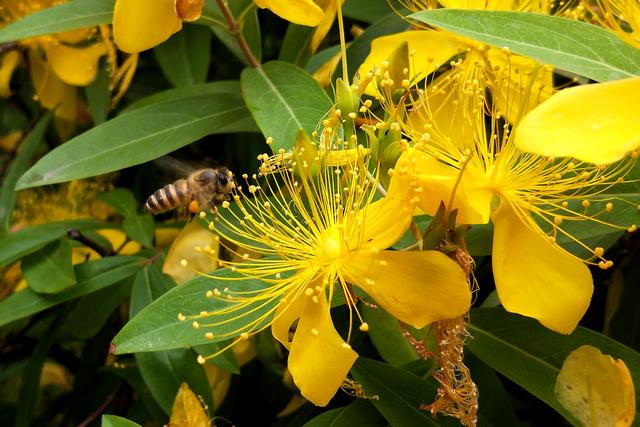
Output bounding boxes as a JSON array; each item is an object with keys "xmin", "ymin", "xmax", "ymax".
[{"xmin": 317, "ymin": 226, "xmax": 345, "ymax": 265}]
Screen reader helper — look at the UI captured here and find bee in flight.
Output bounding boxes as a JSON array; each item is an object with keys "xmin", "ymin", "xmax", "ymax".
[{"xmin": 144, "ymin": 167, "xmax": 234, "ymax": 215}]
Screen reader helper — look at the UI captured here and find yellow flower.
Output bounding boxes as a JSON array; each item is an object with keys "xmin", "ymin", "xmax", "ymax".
[
  {"xmin": 194, "ymin": 145, "xmax": 471, "ymax": 406},
  {"xmin": 357, "ymin": 0, "xmax": 554, "ymax": 121},
  {"xmin": 390, "ymin": 69, "xmax": 639, "ymax": 334},
  {"xmin": 0, "ymin": 0, "xmax": 136, "ymax": 121},
  {"xmin": 112, "ymin": 0, "xmax": 332, "ymax": 53}
]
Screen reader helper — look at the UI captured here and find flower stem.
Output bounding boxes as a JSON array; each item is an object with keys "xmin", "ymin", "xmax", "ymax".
[
  {"xmin": 215, "ymin": 0, "xmax": 261, "ymax": 69},
  {"xmin": 67, "ymin": 228, "xmax": 115, "ymax": 257}
]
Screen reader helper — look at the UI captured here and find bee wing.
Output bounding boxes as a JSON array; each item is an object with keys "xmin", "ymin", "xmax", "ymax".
[{"xmin": 153, "ymin": 156, "xmax": 196, "ymax": 178}]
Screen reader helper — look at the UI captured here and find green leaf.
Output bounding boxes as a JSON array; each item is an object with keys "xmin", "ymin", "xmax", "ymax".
[
  {"xmin": 22, "ymin": 239, "xmax": 76, "ymax": 294},
  {"xmin": 343, "ymin": 0, "xmax": 398, "ymax": 24},
  {"xmin": 350, "ymin": 357, "xmax": 457, "ymax": 427},
  {"xmin": 0, "ymin": 112, "xmax": 50, "ymax": 231},
  {"xmin": 466, "ymin": 307, "xmax": 640, "ymax": 424},
  {"xmin": 99, "ymin": 189, "xmax": 137, "ymax": 217},
  {"xmin": 16, "ymin": 93, "xmax": 256, "ymax": 189},
  {"xmin": 15, "ymin": 311, "xmax": 63, "ymax": 427},
  {"xmin": 62, "ymin": 279, "xmax": 132, "ymax": 340},
  {"xmin": 0, "ymin": 0, "xmax": 114, "ymax": 43},
  {"xmin": 0, "ymin": 219, "xmax": 104, "ymax": 268},
  {"xmin": 279, "ymin": 24, "xmax": 315, "ymax": 67},
  {"xmin": 137, "ymin": 349, "xmax": 214, "ymax": 414},
  {"xmin": 112, "ymin": 269, "xmax": 278, "ymax": 354},
  {"xmin": 85, "ymin": 59, "xmax": 111, "ymax": 125},
  {"xmin": 123, "ymin": 214, "xmax": 154, "ymax": 247},
  {"xmin": 361, "ymin": 304, "xmax": 418, "ymax": 367},
  {"xmin": 303, "ymin": 399, "xmax": 387, "ymax": 427},
  {"xmin": 101, "ymin": 415, "xmax": 142, "ymax": 427},
  {"xmin": 409, "ymin": 10, "xmax": 640, "ymax": 82},
  {"xmin": 241, "ymin": 61, "xmax": 333, "ymax": 152},
  {"xmin": 0, "ymin": 256, "xmax": 143, "ymax": 327},
  {"xmin": 154, "ymin": 24, "xmax": 213, "ymax": 87},
  {"xmin": 130, "ymin": 264, "xmax": 175, "ymax": 318}
]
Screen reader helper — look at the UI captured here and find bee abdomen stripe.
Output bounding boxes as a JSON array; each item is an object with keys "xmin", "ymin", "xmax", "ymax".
[
  {"xmin": 174, "ymin": 180, "xmax": 190, "ymax": 203},
  {"xmin": 154, "ymin": 189, "xmax": 170, "ymax": 210},
  {"xmin": 145, "ymin": 196, "xmax": 160, "ymax": 213},
  {"xmin": 163, "ymin": 184, "xmax": 177, "ymax": 205}
]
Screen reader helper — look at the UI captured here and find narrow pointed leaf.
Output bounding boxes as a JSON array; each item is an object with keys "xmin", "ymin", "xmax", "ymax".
[
  {"xmin": 22, "ymin": 239, "xmax": 76, "ymax": 294},
  {"xmin": 16, "ymin": 90, "xmax": 256, "ymax": 189},
  {"xmin": 409, "ymin": 10, "xmax": 640, "ymax": 82},
  {"xmin": 101, "ymin": 415, "xmax": 142, "ymax": 427}
]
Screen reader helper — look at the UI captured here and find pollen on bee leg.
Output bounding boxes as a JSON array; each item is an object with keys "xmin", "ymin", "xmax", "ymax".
[{"xmin": 188, "ymin": 200, "xmax": 200, "ymax": 214}]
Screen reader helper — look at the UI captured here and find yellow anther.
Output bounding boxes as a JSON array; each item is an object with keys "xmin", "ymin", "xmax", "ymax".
[
  {"xmin": 311, "ymin": 328, "xmax": 319, "ymax": 337},
  {"xmin": 266, "ymin": 136, "xmax": 273, "ymax": 145},
  {"xmin": 359, "ymin": 323, "xmax": 369, "ymax": 332},
  {"xmin": 205, "ymin": 332, "xmax": 214, "ymax": 340},
  {"xmin": 199, "ymin": 211, "xmax": 206, "ymax": 219},
  {"xmin": 197, "ymin": 355, "xmax": 206, "ymax": 365},
  {"xmin": 606, "ymin": 202, "xmax": 614, "ymax": 212},
  {"xmin": 553, "ymin": 216, "xmax": 563, "ymax": 226},
  {"xmin": 206, "ymin": 290, "xmax": 213, "ymax": 298},
  {"xmin": 213, "ymin": 288, "xmax": 221, "ymax": 297},
  {"xmin": 628, "ymin": 224, "xmax": 637, "ymax": 233},
  {"xmin": 240, "ymin": 332, "xmax": 249, "ymax": 340},
  {"xmin": 192, "ymin": 321, "xmax": 200, "ymax": 329},
  {"xmin": 177, "ymin": 313, "xmax": 186, "ymax": 321},
  {"xmin": 305, "ymin": 288, "xmax": 314, "ymax": 296},
  {"xmin": 341, "ymin": 343, "xmax": 352, "ymax": 349},
  {"xmin": 581, "ymin": 200, "xmax": 591, "ymax": 208},
  {"xmin": 180, "ymin": 259, "xmax": 188, "ymax": 267},
  {"xmin": 222, "ymin": 201, "xmax": 230, "ymax": 208}
]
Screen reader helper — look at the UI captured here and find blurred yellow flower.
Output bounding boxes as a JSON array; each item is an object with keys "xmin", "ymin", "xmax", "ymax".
[
  {"xmin": 163, "ymin": 220, "xmax": 219, "ymax": 284},
  {"xmin": 193, "ymin": 145, "xmax": 470, "ymax": 406},
  {"xmin": 0, "ymin": 0, "xmax": 137, "ymax": 121},
  {"xmin": 390, "ymin": 68, "xmax": 638, "ymax": 334},
  {"xmin": 580, "ymin": 0, "xmax": 640, "ymax": 49}
]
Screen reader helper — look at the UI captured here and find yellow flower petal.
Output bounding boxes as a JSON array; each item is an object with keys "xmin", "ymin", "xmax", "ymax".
[
  {"xmin": 359, "ymin": 185, "xmax": 414, "ymax": 251},
  {"xmin": 312, "ymin": 51, "xmax": 341, "ymax": 87},
  {"xmin": 174, "ymin": 0, "xmax": 204, "ymax": 22},
  {"xmin": 163, "ymin": 221, "xmax": 218, "ymax": 284},
  {"xmin": 254, "ymin": 0, "xmax": 324, "ymax": 26},
  {"xmin": 555, "ymin": 345, "xmax": 635, "ymax": 427},
  {"xmin": 395, "ymin": 149, "xmax": 493, "ymax": 224},
  {"xmin": 515, "ymin": 77, "xmax": 640, "ymax": 165},
  {"xmin": 272, "ymin": 287, "xmax": 308, "ymax": 349},
  {"xmin": 44, "ymin": 41, "xmax": 107, "ymax": 86},
  {"xmin": 0, "ymin": 51, "xmax": 20, "ymax": 98},
  {"xmin": 358, "ymin": 31, "xmax": 464, "ymax": 94},
  {"xmin": 113, "ymin": 0, "xmax": 183, "ymax": 53},
  {"xmin": 169, "ymin": 383, "xmax": 210, "ymax": 427},
  {"xmin": 287, "ymin": 292, "xmax": 357, "ymax": 406},
  {"xmin": 488, "ymin": 49, "xmax": 554, "ymax": 122},
  {"xmin": 309, "ymin": 0, "xmax": 344, "ymax": 52},
  {"xmin": 344, "ymin": 249, "xmax": 471, "ymax": 328},
  {"xmin": 28, "ymin": 48, "xmax": 77, "ymax": 121},
  {"xmin": 491, "ymin": 202, "xmax": 593, "ymax": 334}
]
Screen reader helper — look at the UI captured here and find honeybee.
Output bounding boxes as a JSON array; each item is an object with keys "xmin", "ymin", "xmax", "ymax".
[{"xmin": 144, "ymin": 167, "xmax": 234, "ymax": 215}]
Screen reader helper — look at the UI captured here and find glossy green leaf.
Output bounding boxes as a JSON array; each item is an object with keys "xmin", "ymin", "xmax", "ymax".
[
  {"xmin": 99, "ymin": 189, "xmax": 137, "ymax": 217},
  {"xmin": 101, "ymin": 415, "xmax": 142, "ymax": 427},
  {"xmin": 22, "ymin": 239, "xmax": 76, "ymax": 294},
  {"xmin": 0, "ymin": 256, "xmax": 143, "ymax": 327},
  {"xmin": 130, "ymin": 264, "xmax": 175, "ymax": 318},
  {"xmin": 409, "ymin": 10, "xmax": 640, "ymax": 82},
  {"xmin": 466, "ymin": 307, "xmax": 640, "ymax": 424},
  {"xmin": 350, "ymin": 357, "xmax": 457, "ymax": 427},
  {"xmin": 0, "ymin": 219, "xmax": 105, "ymax": 268},
  {"xmin": 16, "ymin": 93, "xmax": 256, "ymax": 189},
  {"xmin": 303, "ymin": 399, "xmax": 387, "ymax": 427},
  {"xmin": 112, "ymin": 269, "xmax": 278, "ymax": 354},
  {"xmin": 0, "ymin": 112, "xmax": 50, "ymax": 231},
  {"xmin": 137, "ymin": 349, "xmax": 214, "ymax": 415},
  {"xmin": 241, "ymin": 61, "xmax": 333, "ymax": 152},
  {"xmin": 123, "ymin": 214, "xmax": 154, "ymax": 248},
  {"xmin": 153, "ymin": 24, "xmax": 212, "ymax": 87},
  {"xmin": 85, "ymin": 59, "xmax": 111, "ymax": 125},
  {"xmin": 0, "ymin": 0, "xmax": 114, "ymax": 43},
  {"xmin": 361, "ymin": 304, "xmax": 418, "ymax": 367}
]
